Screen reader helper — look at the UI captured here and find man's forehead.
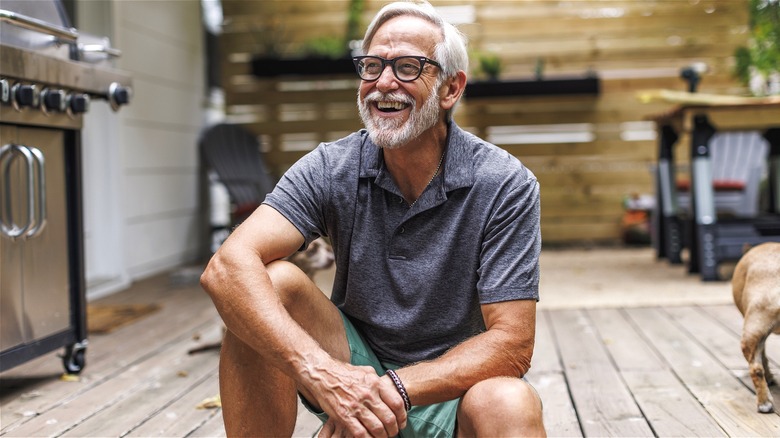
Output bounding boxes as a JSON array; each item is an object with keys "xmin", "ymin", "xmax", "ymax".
[{"xmin": 368, "ymin": 15, "xmax": 441, "ymax": 54}]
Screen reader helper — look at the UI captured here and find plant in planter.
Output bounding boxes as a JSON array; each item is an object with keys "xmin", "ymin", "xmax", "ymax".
[
  {"xmin": 302, "ymin": 36, "xmax": 351, "ymax": 59},
  {"xmin": 734, "ymin": 0, "xmax": 780, "ymax": 96},
  {"xmin": 473, "ymin": 51, "xmax": 503, "ymax": 81},
  {"xmin": 252, "ymin": 0, "xmax": 365, "ymax": 77}
]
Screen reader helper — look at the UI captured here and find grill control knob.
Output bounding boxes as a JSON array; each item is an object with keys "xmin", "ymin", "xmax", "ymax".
[
  {"xmin": 11, "ymin": 83, "xmax": 39, "ymax": 111},
  {"xmin": 108, "ymin": 82, "xmax": 132, "ymax": 111},
  {"xmin": 66, "ymin": 93, "xmax": 90, "ymax": 115},
  {"xmin": 41, "ymin": 89, "xmax": 67, "ymax": 114}
]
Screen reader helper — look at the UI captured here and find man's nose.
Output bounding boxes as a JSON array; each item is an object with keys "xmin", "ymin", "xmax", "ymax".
[{"xmin": 375, "ymin": 64, "xmax": 399, "ymax": 91}]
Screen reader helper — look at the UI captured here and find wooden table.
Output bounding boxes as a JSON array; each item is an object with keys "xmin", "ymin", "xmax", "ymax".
[{"xmin": 647, "ymin": 96, "xmax": 780, "ymax": 280}]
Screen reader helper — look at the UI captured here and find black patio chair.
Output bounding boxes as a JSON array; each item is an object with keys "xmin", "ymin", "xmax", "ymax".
[{"xmin": 199, "ymin": 123, "xmax": 276, "ymax": 227}]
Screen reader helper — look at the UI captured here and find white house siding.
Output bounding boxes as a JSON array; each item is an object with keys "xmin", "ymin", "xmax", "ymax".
[{"xmin": 80, "ymin": 0, "xmax": 206, "ymax": 299}]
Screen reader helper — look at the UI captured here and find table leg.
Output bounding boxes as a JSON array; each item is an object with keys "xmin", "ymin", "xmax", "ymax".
[
  {"xmin": 689, "ymin": 115, "xmax": 718, "ymax": 280},
  {"xmin": 655, "ymin": 124, "xmax": 682, "ymax": 263},
  {"xmin": 764, "ymin": 128, "xmax": 780, "ymax": 214}
]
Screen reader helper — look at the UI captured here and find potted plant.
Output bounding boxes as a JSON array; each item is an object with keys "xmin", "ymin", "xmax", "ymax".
[{"xmin": 473, "ymin": 52, "xmax": 503, "ymax": 81}]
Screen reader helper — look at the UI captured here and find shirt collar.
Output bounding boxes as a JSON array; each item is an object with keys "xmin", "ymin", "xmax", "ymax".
[{"xmin": 358, "ymin": 121, "xmax": 476, "ymax": 193}]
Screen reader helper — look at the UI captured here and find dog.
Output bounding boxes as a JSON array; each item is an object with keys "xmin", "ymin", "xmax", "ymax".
[
  {"xmin": 188, "ymin": 237, "xmax": 334, "ymax": 354},
  {"xmin": 285, "ymin": 237, "xmax": 336, "ymax": 279},
  {"xmin": 732, "ymin": 242, "xmax": 780, "ymax": 413}
]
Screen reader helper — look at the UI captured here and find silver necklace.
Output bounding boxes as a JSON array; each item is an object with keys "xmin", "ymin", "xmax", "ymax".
[{"xmin": 408, "ymin": 150, "xmax": 445, "ymax": 208}]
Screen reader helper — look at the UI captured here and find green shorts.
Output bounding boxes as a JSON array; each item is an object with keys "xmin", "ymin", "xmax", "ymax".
[{"xmin": 299, "ymin": 312, "xmax": 459, "ymax": 437}]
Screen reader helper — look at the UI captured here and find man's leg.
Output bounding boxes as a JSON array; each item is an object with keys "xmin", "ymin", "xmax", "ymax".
[
  {"xmin": 219, "ymin": 260, "xmax": 349, "ymax": 436},
  {"xmin": 456, "ymin": 376, "xmax": 546, "ymax": 437}
]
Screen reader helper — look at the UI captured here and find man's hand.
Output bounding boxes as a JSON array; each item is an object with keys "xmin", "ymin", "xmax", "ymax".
[{"xmin": 310, "ymin": 364, "xmax": 407, "ymax": 437}]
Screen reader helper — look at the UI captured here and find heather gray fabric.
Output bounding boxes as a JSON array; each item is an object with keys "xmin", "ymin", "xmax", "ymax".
[{"xmin": 264, "ymin": 122, "xmax": 541, "ymax": 365}]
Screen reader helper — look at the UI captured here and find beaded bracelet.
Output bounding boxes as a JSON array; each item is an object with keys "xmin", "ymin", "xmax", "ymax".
[{"xmin": 385, "ymin": 369, "xmax": 412, "ymax": 411}]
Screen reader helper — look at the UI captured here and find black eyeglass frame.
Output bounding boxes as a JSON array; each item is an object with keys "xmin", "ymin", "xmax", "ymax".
[{"xmin": 352, "ymin": 55, "xmax": 442, "ymax": 82}]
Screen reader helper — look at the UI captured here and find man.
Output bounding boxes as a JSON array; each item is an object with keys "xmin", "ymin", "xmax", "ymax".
[{"xmin": 201, "ymin": 1, "xmax": 545, "ymax": 436}]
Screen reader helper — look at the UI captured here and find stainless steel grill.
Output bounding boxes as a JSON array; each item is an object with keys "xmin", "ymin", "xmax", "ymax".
[{"xmin": 1, "ymin": 0, "xmax": 132, "ymax": 374}]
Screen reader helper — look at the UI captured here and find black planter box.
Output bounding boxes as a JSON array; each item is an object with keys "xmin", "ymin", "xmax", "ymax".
[
  {"xmin": 252, "ymin": 56, "xmax": 355, "ymax": 78},
  {"xmin": 465, "ymin": 76, "xmax": 600, "ymax": 99}
]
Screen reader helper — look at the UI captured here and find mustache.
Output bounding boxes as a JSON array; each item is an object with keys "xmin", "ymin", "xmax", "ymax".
[{"xmin": 363, "ymin": 91, "xmax": 414, "ymax": 106}]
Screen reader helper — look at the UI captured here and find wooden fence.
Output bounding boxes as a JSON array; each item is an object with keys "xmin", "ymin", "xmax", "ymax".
[{"xmin": 218, "ymin": 0, "xmax": 751, "ymax": 244}]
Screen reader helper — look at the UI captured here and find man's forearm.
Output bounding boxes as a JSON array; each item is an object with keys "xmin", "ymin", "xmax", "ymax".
[
  {"xmin": 201, "ymin": 244, "xmax": 333, "ymax": 385},
  {"xmin": 395, "ymin": 300, "xmax": 536, "ymax": 407},
  {"xmin": 397, "ymin": 328, "xmax": 533, "ymax": 406}
]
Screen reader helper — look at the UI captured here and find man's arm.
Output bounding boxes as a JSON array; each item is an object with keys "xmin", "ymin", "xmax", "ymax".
[
  {"xmin": 394, "ymin": 299, "xmax": 536, "ymax": 406},
  {"xmin": 201, "ymin": 205, "xmax": 316, "ymax": 365},
  {"xmin": 200, "ymin": 205, "xmax": 406, "ymax": 436}
]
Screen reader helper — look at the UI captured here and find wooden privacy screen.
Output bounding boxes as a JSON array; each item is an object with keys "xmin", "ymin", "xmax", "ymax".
[{"xmin": 219, "ymin": 0, "xmax": 750, "ymax": 244}]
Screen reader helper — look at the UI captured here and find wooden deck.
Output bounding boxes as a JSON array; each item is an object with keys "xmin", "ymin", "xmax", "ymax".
[{"xmin": 2, "ymin": 258, "xmax": 779, "ymax": 437}]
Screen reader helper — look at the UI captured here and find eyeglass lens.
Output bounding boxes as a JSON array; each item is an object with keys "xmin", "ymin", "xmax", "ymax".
[{"xmin": 356, "ymin": 56, "xmax": 425, "ymax": 82}]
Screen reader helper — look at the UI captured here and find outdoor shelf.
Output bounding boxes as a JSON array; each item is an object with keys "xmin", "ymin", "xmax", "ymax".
[
  {"xmin": 465, "ymin": 76, "xmax": 600, "ymax": 99},
  {"xmin": 252, "ymin": 56, "xmax": 355, "ymax": 78}
]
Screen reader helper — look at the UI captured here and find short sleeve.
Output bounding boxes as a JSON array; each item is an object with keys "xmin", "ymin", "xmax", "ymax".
[
  {"xmin": 263, "ymin": 145, "xmax": 330, "ymax": 248},
  {"xmin": 477, "ymin": 176, "xmax": 541, "ymax": 303}
]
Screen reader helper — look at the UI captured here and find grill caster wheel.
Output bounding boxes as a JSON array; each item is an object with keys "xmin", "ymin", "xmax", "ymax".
[{"xmin": 62, "ymin": 341, "xmax": 87, "ymax": 375}]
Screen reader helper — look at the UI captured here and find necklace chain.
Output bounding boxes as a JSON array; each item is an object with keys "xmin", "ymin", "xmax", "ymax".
[{"xmin": 408, "ymin": 151, "xmax": 445, "ymax": 208}]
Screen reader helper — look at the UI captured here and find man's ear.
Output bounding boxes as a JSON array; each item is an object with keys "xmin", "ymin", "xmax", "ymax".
[{"xmin": 439, "ymin": 70, "xmax": 467, "ymax": 111}]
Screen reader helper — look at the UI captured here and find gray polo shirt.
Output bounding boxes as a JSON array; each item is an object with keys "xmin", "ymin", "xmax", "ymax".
[{"xmin": 264, "ymin": 122, "xmax": 540, "ymax": 365}]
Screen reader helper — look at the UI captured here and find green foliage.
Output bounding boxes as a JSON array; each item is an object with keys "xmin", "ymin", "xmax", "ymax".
[
  {"xmin": 734, "ymin": 0, "xmax": 780, "ymax": 86},
  {"xmin": 346, "ymin": 0, "xmax": 365, "ymax": 43},
  {"xmin": 474, "ymin": 52, "xmax": 503, "ymax": 80},
  {"xmin": 301, "ymin": 0, "xmax": 364, "ymax": 59},
  {"xmin": 302, "ymin": 36, "xmax": 349, "ymax": 59}
]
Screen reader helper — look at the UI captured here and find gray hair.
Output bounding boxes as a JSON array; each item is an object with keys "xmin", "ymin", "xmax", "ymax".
[{"xmin": 361, "ymin": 1, "xmax": 469, "ymax": 80}]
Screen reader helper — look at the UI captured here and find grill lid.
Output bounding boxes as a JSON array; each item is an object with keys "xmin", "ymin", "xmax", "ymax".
[{"xmin": 0, "ymin": 0, "xmax": 75, "ymax": 61}]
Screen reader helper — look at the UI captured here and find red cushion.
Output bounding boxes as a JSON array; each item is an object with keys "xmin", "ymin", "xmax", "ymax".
[{"xmin": 676, "ymin": 179, "xmax": 745, "ymax": 192}]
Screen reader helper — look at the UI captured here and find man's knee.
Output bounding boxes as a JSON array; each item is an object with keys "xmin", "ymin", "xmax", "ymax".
[
  {"xmin": 458, "ymin": 377, "xmax": 545, "ymax": 436},
  {"xmin": 265, "ymin": 259, "xmax": 313, "ymax": 309}
]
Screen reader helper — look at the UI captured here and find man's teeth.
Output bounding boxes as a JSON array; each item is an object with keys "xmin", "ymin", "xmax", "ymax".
[{"xmin": 377, "ymin": 101, "xmax": 408, "ymax": 110}]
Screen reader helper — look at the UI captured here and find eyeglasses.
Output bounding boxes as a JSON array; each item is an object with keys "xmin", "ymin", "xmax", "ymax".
[{"xmin": 352, "ymin": 55, "xmax": 441, "ymax": 82}]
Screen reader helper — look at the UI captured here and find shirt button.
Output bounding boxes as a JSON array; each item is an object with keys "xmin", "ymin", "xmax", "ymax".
[{"xmin": 400, "ymin": 227, "xmax": 405, "ymax": 234}]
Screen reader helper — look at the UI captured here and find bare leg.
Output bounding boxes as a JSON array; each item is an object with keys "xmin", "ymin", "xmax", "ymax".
[
  {"xmin": 456, "ymin": 377, "xmax": 546, "ymax": 437},
  {"xmin": 219, "ymin": 260, "xmax": 350, "ymax": 435},
  {"xmin": 220, "ymin": 329, "xmax": 298, "ymax": 436}
]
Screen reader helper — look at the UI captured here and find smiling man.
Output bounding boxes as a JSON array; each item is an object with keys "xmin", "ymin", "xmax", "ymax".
[{"xmin": 200, "ymin": 1, "xmax": 545, "ymax": 437}]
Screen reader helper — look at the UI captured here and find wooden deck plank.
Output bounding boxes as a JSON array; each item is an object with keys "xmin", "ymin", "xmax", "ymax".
[
  {"xmin": 664, "ymin": 306, "xmax": 748, "ymax": 371},
  {"xmin": 58, "ymin": 339, "xmax": 220, "ymax": 436},
  {"xmin": 588, "ymin": 308, "xmax": 727, "ymax": 437},
  {"xmin": 0, "ymin": 290, "xmax": 218, "ymax": 434},
  {"xmin": 3, "ymin": 322, "xmax": 218, "ymax": 437},
  {"xmin": 625, "ymin": 307, "xmax": 780, "ymax": 436},
  {"xmin": 526, "ymin": 311, "xmax": 582, "ymax": 437},
  {"xmin": 702, "ymin": 304, "xmax": 780, "ymax": 366},
  {"xmin": 188, "ymin": 412, "xmax": 227, "ymax": 438},
  {"xmin": 126, "ymin": 369, "xmax": 221, "ymax": 437},
  {"xmin": 548, "ymin": 309, "xmax": 654, "ymax": 437}
]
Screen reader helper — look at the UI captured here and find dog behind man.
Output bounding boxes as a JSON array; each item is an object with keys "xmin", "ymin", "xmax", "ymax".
[{"xmin": 732, "ymin": 242, "xmax": 780, "ymax": 413}]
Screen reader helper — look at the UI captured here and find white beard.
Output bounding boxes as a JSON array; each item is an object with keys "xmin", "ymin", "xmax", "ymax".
[{"xmin": 358, "ymin": 80, "xmax": 442, "ymax": 149}]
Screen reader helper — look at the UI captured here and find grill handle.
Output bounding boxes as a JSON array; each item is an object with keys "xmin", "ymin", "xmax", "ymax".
[
  {"xmin": 78, "ymin": 44, "xmax": 122, "ymax": 58},
  {"xmin": 0, "ymin": 144, "xmax": 34, "ymax": 240},
  {"xmin": 0, "ymin": 9, "xmax": 78, "ymax": 43},
  {"xmin": 0, "ymin": 144, "xmax": 47, "ymax": 240},
  {"xmin": 26, "ymin": 146, "xmax": 47, "ymax": 239}
]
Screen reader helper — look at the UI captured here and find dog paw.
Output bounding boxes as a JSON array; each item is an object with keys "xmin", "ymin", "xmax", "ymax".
[{"xmin": 757, "ymin": 402, "xmax": 774, "ymax": 413}]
